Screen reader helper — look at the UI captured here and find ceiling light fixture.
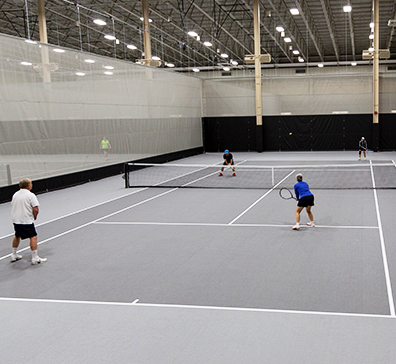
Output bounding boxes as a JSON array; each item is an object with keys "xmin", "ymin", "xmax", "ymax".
[
  {"xmin": 93, "ymin": 19, "xmax": 106, "ymax": 26},
  {"xmin": 369, "ymin": 34, "xmax": 374, "ymax": 39},
  {"xmin": 21, "ymin": 61, "xmax": 32, "ymax": 66},
  {"xmin": 284, "ymin": 37, "xmax": 291, "ymax": 43},
  {"xmin": 152, "ymin": 56, "xmax": 160, "ymax": 61},
  {"xmin": 104, "ymin": 35, "xmax": 116, "ymax": 40},
  {"xmin": 276, "ymin": 26, "xmax": 284, "ymax": 32},
  {"xmin": 351, "ymin": 62, "xmax": 357, "ymax": 66},
  {"xmin": 25, "ymin": 39, "xmax": 37, "ymax": 44},
  {"xmin": 370, "ymin": 22, "xmax": 374, "ymax": 28},
  {"xmin": 140, "ymin": 17, "xmax": 152, "ymax": 23},
  {"xmin": 223, "ymin": 67, "xmax": 230, "ymax": 71},
  {"xmin": 84, "ymin": 59, "xmax": 95, "ymax": 63},
  {"xmin": 298, "ymin": 57, "xmax": 304, "ymax": 62},
  {"xmin": 104, "ymin": 71, "xmax": 113, "ymax": 75},
  {"xmin": 166, "ymin": 63, "xmax": 175, "ymax": 68},
  {"xmin": 127, "ymin": 44, "xmax": 137, "ymax": 50},
  {"xmin": 231, "ymin": 60, "xmax": 238, "ymax": 66},
  {"xmin": 104, "ymin": 66, "xmax": 114, "ymax": 70},
  {"xmin": 192, "ymin": 68, "xmax": 200, "ymax": 72},
  {"xmin": 318, "ymin": 63, "xmax": 324, "ymax": 68},
  {"xmin": 203, "ymin": 41, "xmax": 212, "ymax": 47},
  {"xmin": 76, "ymin": 72, "xmax": 85, "ymax": 76},
  {"xmin": 343, "ymin": 5, "xmax": 352, "ymax": 12},
  {"xmin": 293, "ymin": 50, "xmax": 299, "ymax": 55},
  {"xmin": 188, "ymin": 31, "xmax": 198, "ymax": 37},
  {"xmin": 53, "ymin": 48, "xmax": 65, "ymax": 53},
  {"xmin": 290, "ymin": 8, "xmax": 299, "ymax": 15},
  {"xmin": 220, "ymin": 53, "xmax": 229, "ymax": 58}
]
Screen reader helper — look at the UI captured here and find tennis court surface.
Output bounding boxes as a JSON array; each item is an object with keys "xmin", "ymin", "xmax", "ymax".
[{"xmin": 1, "ymin": 151, "xmax": 396, "ymax": 363}]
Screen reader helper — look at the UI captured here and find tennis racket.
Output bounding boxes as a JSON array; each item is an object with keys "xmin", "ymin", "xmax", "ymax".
[{"xmin": 279, "ymin": 188, "xmax": 296, "ymax": 200}]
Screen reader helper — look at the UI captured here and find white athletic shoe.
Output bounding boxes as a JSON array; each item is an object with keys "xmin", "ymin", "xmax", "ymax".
[
  {"xmin": 31, "ymin": 257, "xmax": 47, "ymax": 265},
  {"xmin": 292, "ymin": 224, "xmax": 300, "ymax": 230},
  {"xmin": 306, "ymin": 221, "xmax": 315, "ymax": 227},
  {"xmin": 11, "ymin": 253, "xmax": 22, "ymax": 262}
]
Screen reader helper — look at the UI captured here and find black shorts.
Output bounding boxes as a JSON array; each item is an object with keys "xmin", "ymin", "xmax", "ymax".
[
  {"xmin": 13, "ymin": 223, "xmax": 37, "ymax": 239},
  {"xmin": 223, "ymin": 161, "xmax": 234, "ymax": 166},
  {"xmin": 297, "ymin": 195, "xmax": 314, "ymax": 207}
]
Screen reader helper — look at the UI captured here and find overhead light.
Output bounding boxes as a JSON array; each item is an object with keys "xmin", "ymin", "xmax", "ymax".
[
  {"xmin": 203, "ymin": 41, "xmax": 212, "ymax": 47},
  {"xmin": 196, "ymin": 36, "xmax": 200, "ymax": 41},
  {"xmin": 281, "ymin": 31, "xmax": 285, "ymax": 37},
  {"xmin": 140, "ymin": 17, "xmax": 152, "ymax": 23},
  {"xmin": 25, "ymin": 39, "xmax": 37, "ymax": 44},
  {"xmin": 93, "ymin": 19, "xmax": 106, "ymax": 26},
  {"xmin": 290, "ymin": 8, "xmax": 299, "ymax": 15},
  {"xmin": 370, "ymin": 22, "xmax": 375, "ymax": 28},
  {"xmin": 231, "ymin": 60, "xmax": 238, "ymax": 66},
  {"xmin": 351, "ymin": 62, "xmax": 357, "ymax": 66},
  {"xmin": 104, "ymin": 35, "xmax": 116, "ymax": 40},
  {"xmin": 343, "ymin": 5, "xmax": 352, "ymax": 13},
  {"xmin": 391, "ymin": 110, "xmax": 396, "ymax": 113},
  {"xmin": 368, "ymin": 47, "xmax": 374, "ymax": 52},
  {"xmin": 192, "ymin": 68, "xmax": 200, "ymax": 72},
  {"xmin": 116, "ymin": 39, "xmax": 120, "ymax": 45},
  {"xmin": 223, "ymin": 67, "xmax": 230, "ymax": 71},
  {"xmin": 53, "ymin": 48, "xmax": 65, "ymax": 53},
  {"xmin": 188, "ymin": 31, "xmax": 198, "ymax": 37},
  {"xmin": 369, "ymin": 34, "xmax": 374, "ymax": 39},
  {"xmin": 298, "ymin": 57, "xmax": 304, "ymax": 63},
  {"xmin": 281, "ymin": 112, "xmax": 291, "ymax": 115},
  {"xmin": 104, "ymin": 71, "xmax": 113, "ymax": 75},
  {"xmin": 166, "ymin": 63, "xmax": 175, "ymax": 68},
  {"xmin": 276, "ymin": 26, "xmax": 284, "ymax": 32},
  {"xmin": 152, "ymin": 56, "xmax": 160, "ymax": 61},
  {"xmin": 84, "ymin": 59, "xmax": 95, "ymax": 63},
  {"xmin": 220, "ymin": 53, "xmax": 228, "ymax": 58},
  {"xmin": 76, "ymin": 72, "xmax": 85, "ymax": 76},
  {"xmin": 21, "ymin": 61, "xmax": 32, "ymax": 66},
  {"xmin": 284, "ymin": 37, "xmax": 291, "ymax": 43},
  {"xmin": 104, "ymin": 66, "xmax": 114, "ymax": 70},
  {"xmin": 332, "ymin": 111, "xmax": 349, "ymax": 114},
  {"xmin": 318, "ymin": 63, "xmax": 324, "ymax": 68},
  {"xmin": 127, "ymin": 44, "xmax": 137, "ymax": 50},
  {"xmin": 293, "ymin": 50, "xmax": 300, "ymax": 55}
]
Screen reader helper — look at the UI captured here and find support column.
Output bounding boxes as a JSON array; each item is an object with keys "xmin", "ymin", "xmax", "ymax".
[
  {"xmin": 141, "ymin": 0, "xmax": 152, "ymax": 65},
  {"xmin": 37, "ymin": 0, "xmax": 51, "ymax": 83},
  {"xmin": 372, "ymin": 0, "xmax": 380, "ymax": 151},
  {"xmin": 253, "ymin": 0, "xmax": 263, "ymax": 152}
]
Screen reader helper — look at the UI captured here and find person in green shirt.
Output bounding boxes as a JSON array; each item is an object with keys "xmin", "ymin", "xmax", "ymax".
[{"xmin": 100, "ymin": 137, "xmax": 111, "ymax": 160}]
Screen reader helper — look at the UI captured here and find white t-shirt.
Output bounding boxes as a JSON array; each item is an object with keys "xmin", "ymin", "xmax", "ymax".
[{"xmin": 11, "ymin": 188, "xmax": 39, "ymax": 224}]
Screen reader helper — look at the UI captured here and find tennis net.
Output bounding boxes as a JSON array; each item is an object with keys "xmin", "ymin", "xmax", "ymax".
[{"xmin": 123, "ymin": 161, "xmax": 396, "ymax": 190}]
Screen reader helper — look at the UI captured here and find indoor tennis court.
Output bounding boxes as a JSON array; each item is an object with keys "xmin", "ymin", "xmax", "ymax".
[{"xmin": 1, "ymin": 151, "xmax": 396, "ymax": 363}]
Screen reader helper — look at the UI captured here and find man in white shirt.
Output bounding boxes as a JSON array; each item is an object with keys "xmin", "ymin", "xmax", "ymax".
[{"xmin": 11, "ymin": 178, "xmax": 47, "ymax": 265}]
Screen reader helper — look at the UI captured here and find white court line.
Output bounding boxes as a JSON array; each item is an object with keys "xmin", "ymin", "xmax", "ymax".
[
  {"xmin": 228, "ymin": 169, "xmax": 296, "ymax": 225},
  {"xmin": 132, "ymin": 299, "xmax": 139, "ymax": 304},
  {"xmin": 370, "ymin": 160, "xmax": 395, "ymax": 317},
  {"xmin": 0, "ymin": 296, "xmax": 393, "ymax": 319},
  {"xmin": 0, "ymin": 164, "xmax": 227, "ymax": 261},
  {"xmin": 0, "ymin": 187, "xmax": 148, "ymax": 240},
  {"xmin": 0, "ymin": 188, "xmax": 178, "ymax": 262},
  {"xmin": 94, "ymin": 221, "xmax": 379, "ymax": 229}
]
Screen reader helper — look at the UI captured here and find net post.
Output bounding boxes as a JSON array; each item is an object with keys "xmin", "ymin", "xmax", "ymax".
[
  {"xmin": 271, "ymin": 167, "xmax": 274, "ymax": 186},
  {"xmin": 124, "ymin": 163, "xmax": 129, "ymax": 188}
]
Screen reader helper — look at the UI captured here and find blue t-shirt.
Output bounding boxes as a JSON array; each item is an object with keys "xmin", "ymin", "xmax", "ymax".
[{"xmin": 294, "ymin": 181, "xmax": 312, "ymax": 200}]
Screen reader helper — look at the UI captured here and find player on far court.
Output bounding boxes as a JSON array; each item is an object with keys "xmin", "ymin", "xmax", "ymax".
[
  {"xmin": 358, "ymin": 137, "xmax": 367, "ymax": 161},
  {"xmin": 219, "ymin": 150, "xmax": 236, "ymax": 177},
  {"xmin": 292, "ymin": 173, "xmax": 315, "ymax": 230}
]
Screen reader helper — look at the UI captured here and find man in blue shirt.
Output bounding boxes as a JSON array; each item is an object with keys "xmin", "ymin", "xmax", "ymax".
[
  {"xmin": 219, "ymin": 150, "xmax": 236, "ymax": 177},
  {"xmin": 293, "ymin": 173, "xmax": 315, "ymax": 230}
]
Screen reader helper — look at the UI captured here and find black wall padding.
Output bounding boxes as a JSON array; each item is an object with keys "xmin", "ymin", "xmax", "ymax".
[
  {"xmin": 379, "ymin": 114, "xmax": 396, "ymax": 151},
  {"xmin": 265, "ymin": 114, "xmax": 373, "ymax": 151},
  {"xmin": 0, "ymin": 147, "xmax": 203, "ymax": 203},
  {"xmin": 203, "ymin": 116, "xmax": 256, "ymax": 152}
]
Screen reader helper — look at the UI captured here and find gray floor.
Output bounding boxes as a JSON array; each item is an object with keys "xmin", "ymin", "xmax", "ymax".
[{"xmin": 1, "ymin": 151, "xmax": 396, "ymax": 363}]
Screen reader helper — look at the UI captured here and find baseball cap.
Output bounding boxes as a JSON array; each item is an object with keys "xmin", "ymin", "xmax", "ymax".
[{"xmin": 224, "ymin": 150, "xmax": 229, "ymax": 153}]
